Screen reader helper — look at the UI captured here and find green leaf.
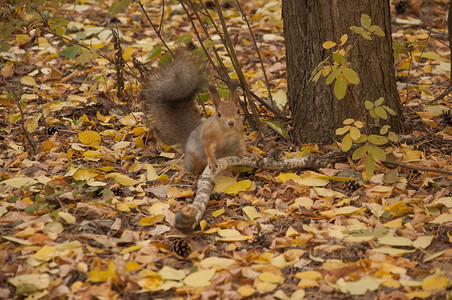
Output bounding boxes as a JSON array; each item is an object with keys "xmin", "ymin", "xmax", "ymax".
[
  {"xmin": 354, "ymin": 134, "xmax": 367, "ymax": 143},
  {"xmin": 147, "ymin": 45, "xmax": 162, "ymax": 59},
  {"xmin": 334, "ymin": 77, "xmax": 347, "ymax": 99},
  {"xmin": 388, "ymin": 131, "xmax": 398, "ymax": 142},
  {"xmin": 322, "ymin": 65, "xmax": 332, "ymax": 77},
  {"xmin": 361, "ymin": 32, "xmax": 372, "ymax": 40},
  {"xmin": 342, "ymin": 68, "xmax": 360, "ymax": 84},
  {"xmin": 367, "ymin": 145, "xmax": 386, "ymax": 161},
  {"xmin": 364, "ymin": 100, "xmax": 374, "ymax": 110},
  {"xmin": 380, "ymin": 125, "xmax": 390, "ymax": 135},
  {"xmin": 350, "ymin": 26, "xmax": 365, "ymax": 34},
  {"xmin": 361, "ymin": 14, "xmax": 372, "ymax": 29},
  {"xmin": 368, "ymin": 134, "xmax": 388, "ymax": 145},
  {"xmin": 326, "ymin": 68, "xmax": 341, "ymax": 85},
  {"xmin": 322, "ymin": 41, "xmax": 337, "ymax": 49},
  {"xmin": 364, "ymin": 154, "xmax": 375, "ymax": 175},
  {"xmin": 374, "ymin": 97, "xmax": 385, "ymax": 106},
  {"xmin": 311, "ymin": 70, "xmax": 322, "ymax": 83},
  {"xmin": 262, "ymin": 120, "xmax": 289, "ymax": 139},
  {"xmin": 369, "ymin": 25, "xmax": 385, "ymax": 36},
  {"xmin": 58, "ymin": 45, "xmax": 81, "ymax": 59},
  {"xmin": 383, "ymin": 105, "xmax": 397, "ymax": 116},
  {"xmin": 336, "ymin": 126, "xmax": 351, "ymax": 135},
  {"xmin": 375, "ymin": 106, "xmax": 388, "ymax": 119},
  {"xmin": 341, "ymin": 133, "xmax": 353, "ymax": 152},
  {"xmin": 349, "ymin": 126, "xmax": 361, "ymax": 141},
  {"xmin": 369, "ymin": 108, "xmax": 378, "ymax": 119},
  {"xmin": 176, "ymin": 34, "xmax": 192, "ymax": 44},
  {"xmin": 340, "ymin": 34, "xmax": 348, "ymax": 45},
  {"xmin": 352, "ymin": 145, "xmax": 368, "ymax": 160},
  {"xmin": 333, "ymin": 53, "xmax": 344, "ymax": 64}
]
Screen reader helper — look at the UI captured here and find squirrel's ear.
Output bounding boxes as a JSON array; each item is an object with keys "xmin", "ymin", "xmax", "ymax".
[
  {"xmin": 208, "ymin": 85, "xmax": 221, "ymax": 107},
  {"xmin": 230, "ymin": 80, "xmax": 240, "ymax": 105}
]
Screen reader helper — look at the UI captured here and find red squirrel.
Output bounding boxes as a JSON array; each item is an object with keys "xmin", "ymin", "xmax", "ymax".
[{"xmin": 139, "ymin": 53, "xmax": 247, "ymax": 174}]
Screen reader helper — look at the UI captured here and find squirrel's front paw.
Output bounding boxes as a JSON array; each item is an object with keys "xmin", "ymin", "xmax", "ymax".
[{"xmin": 208, "ymin": 160, "xmax": 218, "ymax": 172}]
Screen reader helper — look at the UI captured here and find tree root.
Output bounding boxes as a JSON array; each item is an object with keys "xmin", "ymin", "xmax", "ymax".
[{"xmin": 174, "ymin": 147, "xmax": 353, "ymax": 233}]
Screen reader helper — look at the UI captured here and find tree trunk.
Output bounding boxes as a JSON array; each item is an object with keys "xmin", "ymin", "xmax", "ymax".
[{"xmin": 282, "ymin": 0, "xmax": 401, "ymax": 144}]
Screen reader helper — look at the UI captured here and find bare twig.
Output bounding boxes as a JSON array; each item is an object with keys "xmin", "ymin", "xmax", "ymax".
[
  {"xmin": 382, "ymin": 161, "xmax": 452, "ymax": 176},
  {"xmin": 12, "ymin": 93, "xmax": 36, "ymax": 152},
  {"xmin": 434, "ymin": 1, "xmax": 452, "ymax": 101},
  {"xmin": 136, "ymin": 1, "xmax": 174, "ymax": 57},
  {"xmin": 234, "ymin": 0, "xmax": 274, "ymax": 105}
]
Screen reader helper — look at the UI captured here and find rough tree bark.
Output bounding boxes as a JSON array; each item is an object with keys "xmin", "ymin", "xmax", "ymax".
[{"xmin": 282, "ymin": 0, "xmax": 401, "ymax": 144}]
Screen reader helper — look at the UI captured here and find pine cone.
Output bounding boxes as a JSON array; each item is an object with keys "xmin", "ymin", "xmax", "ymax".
[{"xmin": 170, "ymin": 238, "xmax": 192, "ymax": 258}]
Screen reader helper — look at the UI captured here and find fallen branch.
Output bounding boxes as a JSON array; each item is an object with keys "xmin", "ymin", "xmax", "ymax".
[
  {"xmin": 382, "ymin": 161, "xmax": 452, "ymax": 176},
  {"xmin": 174, "ymin": 147, "xmax": 353, "ymax": 233}
]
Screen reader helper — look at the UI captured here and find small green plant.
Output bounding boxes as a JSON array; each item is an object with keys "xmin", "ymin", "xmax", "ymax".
[
  {"xmin": 310, "ymin": 14, "xmax": 385, "ymax": 100},
  {"xmin": 336, "ymin": 97, "xmax": 398, "ymax": 181}
]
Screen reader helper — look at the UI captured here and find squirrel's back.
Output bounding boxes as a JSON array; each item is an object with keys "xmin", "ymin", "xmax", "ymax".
[{"xmin": 139, "ymin": 54, "xmax": 205, "ymax": 147}]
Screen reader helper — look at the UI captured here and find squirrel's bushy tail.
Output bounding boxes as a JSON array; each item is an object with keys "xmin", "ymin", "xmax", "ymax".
[{"xmin": 140, "ymin": 53, "xmax": 205, "ymax": 147}]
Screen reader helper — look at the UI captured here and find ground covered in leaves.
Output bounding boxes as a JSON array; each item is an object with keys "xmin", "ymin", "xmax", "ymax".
[{"xmin": 1, "ymin": 0, "xmax": 452, "ymax": 299}]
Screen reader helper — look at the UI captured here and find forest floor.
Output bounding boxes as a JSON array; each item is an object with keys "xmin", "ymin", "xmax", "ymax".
[{"xmin": 0, "ymin": 0, "xmax": 451, "ymax": 299}]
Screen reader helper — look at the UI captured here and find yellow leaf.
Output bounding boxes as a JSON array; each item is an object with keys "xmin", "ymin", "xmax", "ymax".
[
  {"xmin": 259, "ymin": 272, "xmax": 284, "ymax": 284},
  {"xmin": 1, "ymin": 177, "xmax": 37, "ymax": 188},
  {"xmin": 139, "ymin": 215, "xmax": 164, "ymax": 226},
  {"xmin": 72, "ymin": 169, "xmax": 99, "ymax": 181},
  {"xmin": 126, "ymin": 261, "xmax": 140, "ymax": 272},
  {"xmin": 34, "ymin": 245, "xmax": 56, "ymax": 261},
  {"xmin": 332, "ymin": 206, "xmax": 360, "ymax": 216},
  {"xmin": 200, "ymin": 257, "xmax": 237, "ymax": 270},
  {"xmin": 78, "ymin": 130, "xmax": 101, "ymax": 146},
  {"xmin": 58, "ymin": 212, "xmax": 76, "ymax": 224},
  {"xmin": 295, "ymin": 271, "xmax": 322, "ymax": 280},
  {"xmin": 106, "ymin": 172, "xmax": 138, "ymax": 186},
  {"xmin": 278, "ymin": 172, "xmax": 302, "ymax": 183},
  {"xmin": 116, "ymin": 202, "xmax": 131, "ymax": 212},
  {"xmin": 212, "ymin": 208, "xmax": 225, "ymax": 217},
  {"xmin": 183, "ymin": 269, "xmax": 215, "ymax": 287},
  {"xmin": 405, "ymin": 291, "xmax": 431, "ymax": 299},
  {"xmin": 255, "ymin": 280, "xmax": 277, "ymax": 293},
  {"xmin": 133, "ymin": 126, "xmax": 147, "ymax": 135},
  {"xmin": 382, "ymin": 218, "xmax": 402, "ymax": 228},
  {"xmin": 429, "ymin": 213, "xmax": 452, "ymax": 224},
  {"xmin": 88, "ymin": 261, "xmax": 116, "ymax": 282},
  {"xmin": 242, "ymin": 206, "xmax": 260, "ymax": 221},
  {"xmin": 83, "ymin": 150, "xmax": 102, "ymax": 161},
  {"xmin": 167, "ymin": 186, "xmax": 194, "ymax": 198},
  {"xmin": 8, "ymin": 274, "xmax": 50, "ymax": 290},
  {"xmin": 339, "ymin": 278, "xmax": 382, "ymax": 296},
  {"xmin": 159, "ymin": 266, "xmax": 186, "ymax": 281},
  {"xmin": 422, "ymin": 272, "xmax": 449, "ymax": 291},
  {"xmin": 217, "ymin": 229, "xmax": 253, "ymax": 242},
  {"xmin": 120, "ymin": 245, "xmax": 143, "ymax": 254},
  {"xmin": 237, "ymin": 285, "xmax": 255, "ymax": 297},
  {"xmin": 224, "ymin": 179, "xmax": 253, "ymax": 194},
  {"xmin": 122, "ymin": 46, "xmax": 135, "ymax": 60},
  {"xmin": 378, "ymin": 236, "xmax": 412, "ymax": 247},
  {"xmin": 322, "ymin": 41, "xmax": 337, "ymax": 49},
  {"xmin": 412, "ymin": 236, "xmax": 433, "ymax": 249},
  {"xmin": 145, "ymin": 164, "xmax": 159, "ymax": 181},
  {"xmin": 373, "ymin": 247, "xmax": 415, "ymax": 256},
  {"xmin": 286, "ymin": 226, "xmax": 300, "ymax": 237},
  {"xmin": 68, "ymin": 95, "xmax": 88, "ymax": 103},
  {"xmin": 20, "ymin": 75, "xmax": 37, "ymax": 86},
  {"xmin": 213, "ymin": 175, "xmax": 237, "ymax": 193},
  {"xmin": 119, "ymin": 115, "xmax": 137, "ymax": 126}
]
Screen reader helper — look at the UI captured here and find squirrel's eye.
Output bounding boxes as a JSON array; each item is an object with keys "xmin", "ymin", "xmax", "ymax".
[
  {"xmin": 237, "ymin": 109, "xmax": 240, "ymax": 114},
  {"xmin": 217, "ymin": 112, "xmax": 221, "ymax": 117}
]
